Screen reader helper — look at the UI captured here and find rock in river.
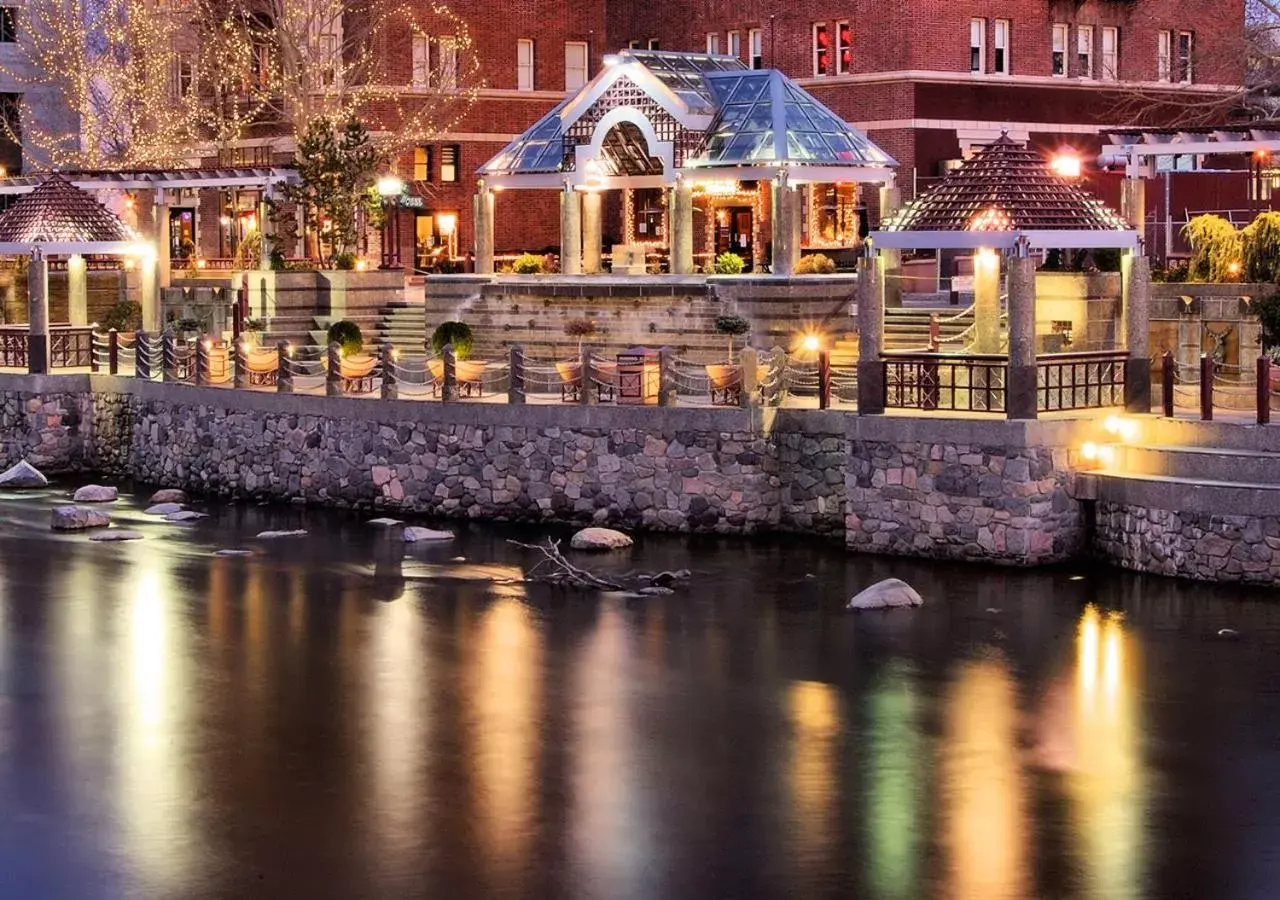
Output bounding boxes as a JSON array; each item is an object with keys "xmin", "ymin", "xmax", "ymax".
[
  {"xmin": 145, "ymin": 503, "xmax": 184, "ymax": 516},
  {"xmin": 165, "ymin": 510, "xmax": 207, "ymax": 523},
  {"xmin": 847, "ymin": 578, "xmax": 924, "ymax": 610},
  {"xmin": 51, "ymin": 506, "xmax": 111, "ymax": 531},
  {"xmin": 256, "ymin": 530, "xmax": 308, "ymax": 539},
  {"xmin": 0, "ymin": 460, "xmax": 48, "ymax": 489},
  {"xmin": 368, "ymin": 517, "xmax": 403, "ymax": 527},
  {"xmin": 403, "ymin": 527, "xmax": 454, "ymax": 543},
  {"xmin": 570, "ymin": 527, "xmax": 634, "ymax": 551},
  {"xmin": 90, "ymin": 530, "xmax": 143, "ymax": 542},
  {"xmin": 73, "ymin": 484, "xmax": 118, "ymax": 503},
  {"xmin": 149, "ymin": 489, "xmax": 188, "ymax": 505}
]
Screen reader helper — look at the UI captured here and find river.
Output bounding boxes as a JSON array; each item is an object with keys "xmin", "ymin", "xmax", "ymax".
[{"xmin": 0, "ymin": 482, "xmax": 1278, "ymax": 899}]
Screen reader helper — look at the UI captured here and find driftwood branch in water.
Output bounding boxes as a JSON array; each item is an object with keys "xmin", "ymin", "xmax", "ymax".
[{"xmin": 508, "ymin": 538, "xmax": 624, "ymax": 590}]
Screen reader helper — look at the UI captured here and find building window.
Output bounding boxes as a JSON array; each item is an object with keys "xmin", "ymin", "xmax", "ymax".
[
  {"xmin": 1077, "ymin": 25, "xmax": 1094, "ymax": 79},
  {"xmin": 748, "ymin": 28, "xmax": 762, "ymax": 69},
  {"xmin": 172, "ymin": 51, "xmax": 195, "ymax": 97},
  {"xmin": 1177, "ymin": 31, "xmax": 1193, "ymax": 83},
  {"xmin": 706, "ymin": 33, "xmax": 720, "ymax": 55},
  {"xmin": 836, "ymin": 21, "xmax": 851, "ymax": 74},
  {"xmin": 813, "ymin": 23, "xmax": 830, "ymax": 76},
  {"xmin": 970, "ymin": 18, "xmax": 985, "ymax": 73},
  {"xmin": 517, "ymin": 38, "xmax": 534, "ymax": 91},
  {"xmin": 727, "ymin": 30, "xmax": 740, "ymax": 60},
  {"xmin": 1158, "ymin": 30, "xmax": 1171, "ymax": 81},
  {"xmin": 440, "ymin": 144, "xmax": 459, "ymax": 183},
  {"xmin": 565, "ymin": 41, "xmax": 588, "ymax": 90},
  {"xmin": 0, "ymin": 8, "xmax": 16, "ymax": 43},
  {"xmin": 436, "ymin": 37, "xmax": 459, "ymax": 90},
  {"xmin": 994, "ymin": 19, "xmax": 1010, "ymax": 74},
  {"xmin": 1051, "ymin": 24, "xmax": 1068, "ymax": 76},
  {"xmin": 411, "ymin": 34, "xmax": 429, "ymax": 87},
  {"xmin": 414, "ymin": 146, "xmax": 432, "ymax": 182},
  {"xmin": 1101, "ymin": 27, "xmax": 1118, "ymax": 81},
  {"xmin": 317, "ymin": 33, "xmax": 337, "ymax": 86},
  {"xmin": 627, "ymin": 40, "xmax": 641, "ymax": 49},
  {"xmin": 647, "ymin": 38, "xmax": 660, "ymax": 50}
]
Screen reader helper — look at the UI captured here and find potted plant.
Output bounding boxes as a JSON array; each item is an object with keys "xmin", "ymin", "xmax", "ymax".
[
  {"xmin": 429, "ymin": 321, "xmax": 484, "ymax": 391},
  {"xmin": 100, "ymin": 300, "xmax": 141, "ymax": 338},
  {"xmin": 242, "ymin": 317, "xmax": 266, "ymax": 346},
  {"xmin": 714, "ymin": 251, "xmax": 745, "ymax": 275},
  {"xmin": 714, "ymin": 314, "xmax": 751, "ymax": 363},
  {"xmin": 795, "ymin": 253, "xmax": 836, "ymax": 275},
  {"xmin": 564, "ymin": 317, "xmax": 597, "ymax": 352},
  {"xmin": 326, "ymin": 319, "xmax": 364, "ymax": 355},
  {"xmin": 512, "ymin": 253, "xmax": 544, "ymax": 274}
]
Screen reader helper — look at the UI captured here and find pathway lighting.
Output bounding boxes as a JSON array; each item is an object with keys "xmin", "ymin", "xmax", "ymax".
[{"xmin": 802, "ymin": 333, "xmax": 822, "ymax": 353}]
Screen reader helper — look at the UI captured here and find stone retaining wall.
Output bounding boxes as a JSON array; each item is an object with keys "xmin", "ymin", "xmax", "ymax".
[{"xmin": 0, "ymin": 374, "xmax": 94, "ymax": 471}]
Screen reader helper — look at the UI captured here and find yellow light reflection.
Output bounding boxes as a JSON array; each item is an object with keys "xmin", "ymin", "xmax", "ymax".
[
  {"xmin": 787, "ymin": 680, "xmax": 840, "ymax": 872},
  {"xmin": 943, "ymin": 657, "xmax": 1028, "ymax": 900}
]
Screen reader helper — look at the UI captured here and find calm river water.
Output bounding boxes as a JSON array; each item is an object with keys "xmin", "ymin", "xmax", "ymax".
[{"xmin": 0, "ymin": 483, "xmax": 1279, "ymax": 899}]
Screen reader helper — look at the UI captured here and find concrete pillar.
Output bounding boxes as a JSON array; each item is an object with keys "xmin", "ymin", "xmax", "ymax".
[
  {"xmin": 581, "ymin": 190, "xmax": 602, "ymax": 274},
  {"xmin": 1006, "ymin": 252, "xmax": 1038, "ymax": 420},
  {"xmin": 738, "ymin": 345, "xmax": 760, "ymax": 408},
  {"xmin": 972, "ymin": 249, "xmax": 1002, "ymax": 354},
  {"xmin": 27, "ymin": 249, "xmax": 48, "ymax": 374},
  {"xmin": 67, "ymin": 254, "xmax": 87, "ymax": 325},
  {"xmin": 1121, "ymin": 178, "xmax": 1146, "ymax": 240},
  {"xmin": 671, "ymin": 178, "xmax": 694, "ymax": 275},
  {"xmin": 473, "ymin": 181, "xmax": 495, "ymax": 275},
  {"xmin": 1123, "ymin": 251, "xmax": 1153, "ymax": 412},
  {"xmin": 508, "ymin": 345, "xmax": 526, "ymax": 404},
  {"xmin": 258, "ymin": 190, "xmax": 273, "ymax": 270},
  {"xmin": 139, "ymin": 255, "xmax": 160, "ymax": 333},
  {"xmin": 155, "ymin": 190, "xmax": 172, "ymax": 289},
  {"xmin": 326, "ymin": 341, "xmax": 342, "ymax": 397},
  {"xmin": 770, "ymin": 174, "xmax": 797, "ymax": 276},
  {"xmin": 560, "ymin": 186, "xmax": 582, "ymax": 275},
  {"xmin": 856, "ymin": 251, "xmax": 885, "ymax": 414},
  {"xmin": 879, "ymin": 185, "xmax": 904, "ymax": 308}
]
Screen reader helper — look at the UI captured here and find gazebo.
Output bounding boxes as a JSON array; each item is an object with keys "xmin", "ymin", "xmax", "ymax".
[
  {"xmin": 860, "ymin": 135, "xmax": 1148, "ymax": 419},
  {"xmin": 0, "ymin": 174, "xmax": 141, "ymax": 373},
  {"xmin": 476, "ymin": 49, "xmax": 897, "ymax": 276}
]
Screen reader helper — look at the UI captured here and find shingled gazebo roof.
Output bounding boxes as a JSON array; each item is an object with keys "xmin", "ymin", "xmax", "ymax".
[
  {"xmin": 873, "ymin": 135, "xmax": 1137, "ymax": 251},
  {"xmin": 0, "ymin": 173, "xmax": 137, "ymax": 254}
]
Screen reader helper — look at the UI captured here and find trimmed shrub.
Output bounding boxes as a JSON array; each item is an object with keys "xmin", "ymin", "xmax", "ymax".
[
  {"xmin": 1183, "ymin": 214, "xmax": 1241, "ymax": 283},
  {"xmin": 714, "ymin": 252, "xmax": 745, "ymax": 275},
  {"xmin": 796, "ymin": 253, "xmax": 837, "ymax": 275},
  {"xmin": 714, "ymin": 314, "xmax": 751, "ymax": 362},
  {"xmin": 512, "ymin": 253, "xmax": 544, "ymax": 274},
  {"xmin": 326, "ymin": 319, "xmax": 363, "ymax": 355},
  {"xmin": 564, "ymin": 317, "xmax": 597, "ymax": 350},
  {"xmin": 1242, "ymin": 211, "xmax": 1280, "ymax": 284},
  {"xmin": 333, "ymin": 252, "xmax": 358, "ymax": 271},
  {"xmin": 431, "ymin": 321, "xmax": 475, "ymax": 359},
  {"xmin": 100, "ymin": 301, "xmax": 141, "ymax": 332}
]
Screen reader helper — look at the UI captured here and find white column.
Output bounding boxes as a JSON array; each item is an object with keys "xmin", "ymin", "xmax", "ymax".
[
  {"xmin": 140, "ymin": 255, "xmax": 159, "ymax": 333},
  {"xmin": 879, "ymin": 184, "xmax": 904, "ymax": 308},
  {"xmin": 473, "ymin": 180, "xmax": 495, "ymax": 275},
  {"xmin": 771, "ymin": 172, "xmax": 796, "ymax": 276},
  {"xmin": 671, "ymin": 178, "xmax": 693, "ymax": 275},
  {"xmin": 972, "ymin": 249, "xmax": 1003, "ymax": 354},
  {"xmin": 582, "ymin": 190, "xmax": 602, "ymax": 274},
  {"xmin": 560, "ymin": 185, "xmax": 582, "ymax": 275},
  {"xmin": 27, "ymin": 249, "xmax": 49, "ymax": 373},
  {"xmin": 67, "ymin": 254, "xmax": 87, "ymax": 325},
  {"xmin": 154, "ymin": 189, "xmax": 172, "ymax": 289}
]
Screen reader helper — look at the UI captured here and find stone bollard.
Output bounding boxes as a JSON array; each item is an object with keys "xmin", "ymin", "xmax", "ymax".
[
  {"xmin": 326, "ymin": 341, "xmax": 342, "ymax": 397},
  {"xmin": 161, "ymin": 330, "xmax": 176, "ymax": 383},
  {"xmin": 195, "ymin": 335, "xmax": 210, "ymax": 386},
  {"xmin": 658, "ymin": 346, "xmax": 676, "ymax": 407},
  {"xmin": 579, "ymin": 343, "xmax": 596, "ymax": 406},
  {"xmin": 234, "ymin": 339, "xmax": 248, "ymax": 389},
  {"xmin": 135, "ymin": 331, "xmax": 151, "ymax": 380},
  {"xmin": 738, "ymin": 346, "xmax": 760, "ymax": 409},
  {"xmin": 1258, "ymin": 356, "xmax": 1272, "ymax": 426},
  {"xmin": 108, "ymin": 329, "xmax": 119, "ymax": 375},
  {"xmin": 441, "ymin": 342, "xmax": 458, "ymax": 401},
  {"xmin": 277, "ymin": 341, "xmax": 293, "ymax": 393},
  {"xmin": 1161, "ymin": 351, "xmax": 1175, "ymax": 418},
  {"xmin": 232, "ymin": 301, "xmax": 244, "ymax": 342},
  {"xmin": 508, "ymin": 344, "xmax": 526, "ymax": 404},
  {"xmin": 381, "ymin": 344, "xmax": 398, "ymax": 400}
]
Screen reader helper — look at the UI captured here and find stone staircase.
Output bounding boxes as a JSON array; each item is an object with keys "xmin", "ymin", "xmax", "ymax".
[
  {"xmin": 376, "ymin": 302, "xmax": 427, "ymax": 353},
  {"xmin": 883, "ymin": 306, "xmax": 974, "ymax": 353}
]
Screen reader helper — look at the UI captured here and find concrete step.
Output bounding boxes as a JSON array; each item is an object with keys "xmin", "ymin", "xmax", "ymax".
[
  {"xmin": 1093, "ymin": 470, "xmax": 1280, "ymax": 518},
  {"xmin": 1119, "ymin": 444, "xmax": 1280, "ymax": 483},
  {"xmin": 1135, "ymin": 417, "xmax": 1280, "ymax": 454}
]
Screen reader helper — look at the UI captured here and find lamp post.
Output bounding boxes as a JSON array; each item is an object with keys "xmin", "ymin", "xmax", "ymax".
[{"xmin": 376, "ymin": 174, "xmax": 404, "ymax": 269}]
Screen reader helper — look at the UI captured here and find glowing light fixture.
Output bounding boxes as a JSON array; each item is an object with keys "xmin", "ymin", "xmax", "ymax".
[
  {"xmin": 802, "ymin": 333, "xmax": 822, "ymax": 353},
  {"xmin": 1051, "ymin": 154, "xmax": 1083, "ymax": 179},
  {"xmin": 376, "ymin": 175, "xmax": 405, "ymax": 198},
  {"xmin": 1081, "ymin": 442, "xmax": 1099, "ymax": 461},
  {"xmin": 436, "ymin": 213, "xmax": 457, "ymax": 236}
]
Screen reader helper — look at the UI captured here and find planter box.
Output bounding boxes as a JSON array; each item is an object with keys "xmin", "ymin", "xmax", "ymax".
[{"xmin": 241, "ymin": 269, "xmax": 405, "ymax": 318}]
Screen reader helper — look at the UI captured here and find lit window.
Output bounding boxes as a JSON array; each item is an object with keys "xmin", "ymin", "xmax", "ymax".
[
  {"xmin": 994, "ymin": 19, "xmax": 1010, "ymax": 74},
  {"xmin": 0, "ymin": 8, "xmax": 16, "ymax": 43},
  {"xmin": 171, "ymin": 51, "xmax": 195, "ymax": 98},
  {"xmin": 1158, "ymin": 30, "xmax": 1171, "ymax": 81},
  {"xmin": 517, "ymin": 38, "xmax": 534, "ymax": 91},
  {"xmin": 1101, "ymin": 27, "xmax": 1118, "ymax": 81},
  {"xmin": 748, "ymin": 28, "xmax": 762, "ymax": 69},
  {"xmin": 565, "ymin": 41, "xmax": 588, "ymax": 90},
  {"xmin": 706, "ymin": 33, "xmax": 720, "ymax": 55},
  {"xmin": 727, "ymin": 30, "xmax": 740, "ymax": 60},
  {"xmin": 836, "ymin": 21, "xmax": 851, "ymax": 74},
  {"xmin": 414, "ymin": 146, "xmax": 432, "ymax": 182},
  {"xmin": 440, "ymin": 144, "xmax": 459, "ymax": 183},
  {"xmin": 317, "ymin": 33, "xmax": 337, "ymax": 86},
  {"xmin": 1077, "ymin": 25, "xmax": 1094, "ymax": 79},
  {"xmin": 435, "ymin": 36, "xmax": 458, "ymax": 90},
  {"xmin": 411, "ymin": 34, "xmax": 429, "ymax": 87},
  {"xmin": 1051, "ymin": 23, "xmax": 1068, "ymax": 76},
  {"xmin": 1177, "ymin": 31, "xmax": 1193, "ymax": 83},
  {"xmin": 813, "ymin": 23, "xmax": 830, "ymax": 76},
  {"xmin": 970, "ymin": 18, "xmax": 985, "ymax": 73},
  {"xmin": 647, "ymin": 38, "xmax": 660, "ymax": 50}
]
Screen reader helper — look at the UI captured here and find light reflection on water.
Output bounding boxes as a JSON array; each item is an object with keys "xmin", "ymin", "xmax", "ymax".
[{"xmin": 0, "ymin": 486, "xmax": 1277, "ymax": 898}]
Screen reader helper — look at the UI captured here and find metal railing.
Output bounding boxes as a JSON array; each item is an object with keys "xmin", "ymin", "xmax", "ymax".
[
  {"xmin": 883, "ymin": 352, "xmax": 1008, "ymax": 413},
  {"xmin": 1036, "ymin": 351, "xmax": 1128, "ymax": 412},
  {"xmin": 0, "ymin": 325, "xmax": 95, "ymax": 369}
]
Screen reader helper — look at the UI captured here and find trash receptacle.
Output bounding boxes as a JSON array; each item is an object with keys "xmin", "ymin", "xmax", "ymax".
[{"xmin": 616, "ymin": 346, "xmax": 660, "ymax": 405}]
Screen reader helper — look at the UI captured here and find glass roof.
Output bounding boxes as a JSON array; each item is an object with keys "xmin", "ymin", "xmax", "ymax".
[
  {"xmin": 621, "ymin": 50, "xmax": 747, "ymax": 114},
  {"xmin": 480, "ymin": 98, "xmax": 572, "ymax": 177}
]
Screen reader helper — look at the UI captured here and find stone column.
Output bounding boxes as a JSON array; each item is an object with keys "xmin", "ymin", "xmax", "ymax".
[
  {"xmin": 560, "ymin": 185, "xmax": 582, "ymax": 275},
  {"xmin": 508, "ymin": 345, "xmax": 526, "ymax": 404},
  {"xmin": 879, "ymin": 185, "xmax": 904, "ymax": 308},
  {"xmin": 276, "ymin": 341, "xmax": 293, "ymax": 393},
  {"xmin": 738, "ymin": 345, "xmax": 760, "ymax": 408},
  {"xmin": 1120, "ymin": 177, "xmax": 1146, "ymax": 238},
  {"xmin": 972, "ymin": 249, "xmax": 1003, "ymax": 354},
  {"xmin": 671, "ymin": 178, "xmax": 694, "ymax": 275},
  {"xmin": 856, "ymin": 250, "xmax": 885, "ymax": 414},
  {"xmin": 259, "ymin": 189, "xmax": 274, "ymax": 271},
  {"xmin": 27, "ymin": 249, "xmax": 49, "ymax": 374},
  {"xmin": 581, "ymin": 190, "xmax": 602, "ymax": 274},
  {"xmin": 1006, "ymin": 251, "xmax": 1038, "ymax": 420},
  {"xmin": 1123, "ymin": 251, "xmax": 1153, "ymax": 412},
  {"xmin": 326, "ymin": 341, "xmax": 342, "ymax": 397},
  {"xmin": 155, "ymin": 189, "xmax": 172, "ymax": 290},
  {"xmin": 441, "ymin": 343, "xmax": 458, "ymax": 401},
  {"xmin": 139, "ymin": 254, "xmax": 160, "ymax": 333},
  {"xmin": 473, "ymin": 180, "xmax": 495, "ymax": 275},
  {"xmin": 67, "ymin": 253, "xmax": 88, "ymax": 325},
  {"xmin": 578, "ymin": 343, "xmax": 596, "ymax": 405},
  {"xmin": 771, "ymin": 173, "xmax": 797, "ymax": 276}
]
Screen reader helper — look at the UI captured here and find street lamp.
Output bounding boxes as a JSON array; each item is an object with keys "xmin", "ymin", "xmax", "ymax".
[
  {"xmin": 1051, "ymin": 153, "xmax": 1083, "ymax": 180},
  {"xmin": 376, "ymin": 175, "xmax": 405, "ymax": 269}
]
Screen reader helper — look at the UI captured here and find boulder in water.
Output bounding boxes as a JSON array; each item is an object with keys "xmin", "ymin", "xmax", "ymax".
[
  {"xmin": 149, "ymin": 489, "xmax": 187, "ymax": 505},
  {"xmin": 90, "ymin": 530, "xmax": 143, "ymax": 542},
  {"xmin": 165, "ymin": 510, "xmax": 207, "ymax": 523},
  {"xmin": 368, "ymin": 517, "xmax": 403, "ymax": 527},
  {"xmin": 73, "ymin": 484, "xmax": 118, "ymax": 503},
  {"xmin": 403, "ymin": 527, "xmax": 453, "ymax": 543},
  {"xmin": 0, "ymin": 460, "xmax": 48, "ymax": 489},
  {"xmin": 215, "ymin": 549, "xmax": 255, "ymax": 557},
  {"xmin": 847, "ymin": 578, "xmax": 924, "ymax": 610},
  {"xmin": 256, "ymin": 529, "xmax": 308, "ymax": 539},
  {"xmin": 51, "ymin": 506, "xmax": 111, "ymax": 531},
  {"xmin": 144, "ymin": 503, "xmax": 184, "ymax": 516},
  {"xmin": 569, "ymin": 527, "xmax": 633, "ymax": 551}
]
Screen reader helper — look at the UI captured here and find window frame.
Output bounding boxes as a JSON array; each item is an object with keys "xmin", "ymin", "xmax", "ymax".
[
  {"xmin": 813, "ymin": 23, "xmax": 830, "ymax": 77},
  {"xmin": 516, "ymin": 38, "xmax": 534, "ymax": 91},
  {"xmin": 1158, "ymin": 30, "xmax": 1172, "ymax": 82},
  {"xmin": 647, "ymin": 38, "xmax": 660, "ymax": 50},
  {"xmin": 413, "ymin": 146, "xmax": 433, "ymax": 182},
  {"xmin": 440, "ymin": 144, "xmax": 459, "ymax": 183},
  {"xmin": 436, "ymin": 36, "xmax": 459, "ymax": 91},
  {"xmin": 835, "ymin": 21, "xmax": 851, "ymax": 75},
  {"xmin": 748, "ymin": 28, "xmax": 763, "ymax": 69},
  {"xmin": 706, "ymin": 32, "xmax": 720, "ymax": 55},
  {"xmin": 0, "ymin": 8, "xmax": 16, "ymax": 43},
  {"xmin": 1101, "ymin": 26, "xmax": 1118, "ymax": 81},
  {"xmin": 970, "ymin": 18, "xmax": 986, "ymax": 74},
  {"xmin": 1077, "ymin": 25, "xmax": 1094, "ymax": 79},
  {"xmin": 727, "ymin": 30, "xmax": 740, "ymax": 60},
  {"xmin": 1051, "ymin": 23, "xmax": 1068, "ymax": 77},
  {"xmin": 993, "ymin": 19, "xmax": 1010, "ymax": 75},
  {"xmin": 1177, "ymin": 30, "xmax": 1193, "ymax": 83},
  {"xmin": 565, "ymin": 40, "xmax": 588, "ymax": 91},
  {"xmin": 411, "ymin": 34, "xmax": 430, "ymax": 88}
]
